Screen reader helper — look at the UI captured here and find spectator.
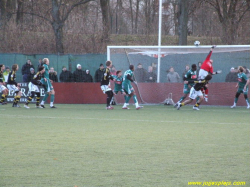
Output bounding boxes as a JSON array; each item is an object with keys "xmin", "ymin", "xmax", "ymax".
[
  {"xmin": 73, "ymin": 64, "xmax": 85, "ymax": 82},
  {"xmin": 3, "ymin": 66, "xmax": 10, "ymax": 83},
  {"xmin": 110, "ymin": 65, "xmax": 117, "ymax": 76},
  {"xmin": 37, "ymin": 59, "xmax": 43, "ymax": 71},
  {"xmin": 49, "ymin": 67, "xmax": 58, "ymax": 82},
  {"xmin": 197, "ymin": 61, "xmax": 202, "ymax": 74},
  {"xmin": 27, "ymin": 68, "xmax": 36, "ymax": 82},
  {"xmin": 59, "ymin": 66, "xmax": 72, "ymax": 82},
  {"xmin": 22, "ymin": 59, "xmax": 35, "ymax": 82},
  {"xmin": 84, "ymin": 70, "xmax": 93, "ymax": 82},
  {"xmin": 182, "ymin": 65, "xmax": 190, "ymax": 79},
  {"xmin": 225, "ymin": 67, "xmax": 238, "ymax": 82},
  {"xmin": 167, "ymin": 67, "xmax": 180, "ymax": 83},
  {"xmin": 146, "ymin": 66, "xmax": 157, "ymax": 82},
  {"xmin": 94, "ymin": 63, "xmax": 104, "ymax": 82},
  {"xmin": 134, "ymin": 63, "xmax": 147, "ymax": 82}
]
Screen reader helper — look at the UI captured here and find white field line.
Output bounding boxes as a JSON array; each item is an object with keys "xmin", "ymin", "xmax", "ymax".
[{"xmin": 0, "ymin": 114, "xmax": 248, "ymax": 125}]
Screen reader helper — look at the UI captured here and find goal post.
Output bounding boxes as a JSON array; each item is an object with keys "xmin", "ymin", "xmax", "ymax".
[{"xmin": 107, "ymin": 45, "xmax": 250, "ymax": 104}]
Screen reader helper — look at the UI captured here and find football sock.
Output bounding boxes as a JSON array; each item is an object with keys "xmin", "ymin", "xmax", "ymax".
[
  {"xmin": 195, "ymin": 103, "xmax": 200, "ymax": 107},
  {"xmin": 40, "ymin": 100, "xmax": 45, "ymax": 105},
  {"xmin": 125, "ymin": 96, "xmax": 131, "ymax": 103},
  {"xmin": 15, "ymin": 96, "xmax": 21, "ymax": 104},
  {"xmin": 178, "ymin": 96, "xmax": 185, "ymax": 103},
  {"xmin": 13, "ymin": 96, "xmax": 18, "ymax": 104},
  {"xmin": 244, "ymin": 94, "xmax": 249, "ymax": 105},
  {"xmin": 1, "ymin": 94, "xmax": 6, "ymax": 102},
  {"xmin": 106, "ymin": 91, "xmax": 113, "ymax": 107},
  {"xmin": 204, "ymin": 88, "xmax": 208, "ymax": 95},
  {"xmin": 42, "ymin": 93, "xmax": 49, "ymax": 102},
  {"xmin": 50, "ymin": 94, "xmax": 55, "ymax": 106},
  {"xmin": 26, "ymin": 96, "xmax": 33, "ymax": 105},
  {"xmin": 234, "ymin": 97, "xmax": 238, "ymax": 104},
  {"xmin": 124, "ymin": 95, "xmax": 127, "ymax": 102},
  {"xmin": 36, "ymin": 97, "xmax": 40, "ymax": 106}
]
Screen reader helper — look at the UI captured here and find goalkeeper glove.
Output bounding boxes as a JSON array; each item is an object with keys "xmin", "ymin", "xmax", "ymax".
[{"xmin": 216, "ymin": 70, "xmax": 222, "ymax": 74}]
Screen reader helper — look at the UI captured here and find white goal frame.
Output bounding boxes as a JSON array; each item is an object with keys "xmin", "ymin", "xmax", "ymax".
[{"xmin": 107, "ymin": 45, "xmax": 250, "ymax": 83}]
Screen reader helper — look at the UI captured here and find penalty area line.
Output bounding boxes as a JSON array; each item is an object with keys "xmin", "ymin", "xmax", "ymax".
[{"xmin": 0, "ymin": 114, "xmax": 248, "ymax": 125}]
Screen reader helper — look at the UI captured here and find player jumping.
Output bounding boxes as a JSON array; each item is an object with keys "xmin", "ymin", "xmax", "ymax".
[
  {"xmin": 177, "ymin": 74, "xmax": 212, "ymax": 110},
  {"xmin": 100, "ymin": 60, "xmax": 114, "ymax": 110},
  {"xmin": 40, "ymin": 58, "xmax": 56, "ymax": 108},
  {"xmin": 175, "ymin": 64, "xmax": 197, "ymax": 107},
  {"xmin": 24, "ymin": 66, "xmax": 45, "ymax": 109},
  {"xmin": 0, "ymin": 64, "xmax": 9, "ymax": 105},
  {"xmin": 199, "ymin": 46, "xmax": 222, "ymax": 101},
  {"xmin": 122, "ymin": 65, "xmax": 143, "ymax": 110},
  {"xmin": 7, "ymin": 64, "xmax": 22, "ymax": 107},
  {"xmin": 231, "ymin": 66, "xmax": 250, "ymax": 109}
]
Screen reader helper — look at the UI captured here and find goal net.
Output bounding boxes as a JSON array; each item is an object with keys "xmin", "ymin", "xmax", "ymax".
[{"xmin": 107, "ymin": 45, "xmax": 250, "ymax": 105}]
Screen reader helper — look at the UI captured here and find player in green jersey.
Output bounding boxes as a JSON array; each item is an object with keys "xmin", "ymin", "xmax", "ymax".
[
  {"xmin": 40, "ymin": 58, "xmax": 56, "ymax": 108},
  {"xmin": 231, "ymin": 66, "xmax": 250, "ymax": 109},
  {"xmin": 112, "ymin": 70, "xmax": 127, "ymax": 102},
  {"xmin": 175, "ymin": 64, "xmax": 197, "ymax": 107},
  {"xmin": 0, "ymin": 64, "xmax": 9, "ymax": 105},
  {"xmin": 122, "ymin": 65, "xmax": 143, "ymax": 110}
]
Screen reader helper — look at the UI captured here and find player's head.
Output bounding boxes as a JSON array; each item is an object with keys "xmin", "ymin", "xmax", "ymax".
[
  {"xmin": 137, "ymin": 63, "xmax": 142, "ymax": 68},
  {"xmin": 39, "ymin": 66, "xmax": 45, "ymax": 73},
  {"xmin": 210, "ymin": 59, "xmax": 213, "ymax": 64},
  {"xmin": 99, "ymin": 63, "xmax": 104, "ymax": 70},
  {"xmin": 238, "ymin": 66, "xmax": 244, "ymax": 73},
  {"xmin": 106, "ymin": 60, "xmax": 112, "ymax": 68},
  {"xmin": 205, "ymin": 74, "xmax": 212, "ymax": 81},
  {"xmin": 116, "ymin": 70, "xmax": 122, "ymax": 77},
  {"xmin": 129, "ymin": 64, "xmax": 134, "ymax": 71},
  {"xmin": 12, "ymin": 64, "xmax": 19, "ymax": 71},
  {"xmin": 43, "ymin": 58, "xmax": 49, "ymax": 65},
  {"xmin": 191, "ymin": 64, "xmax": 197, "ymax": 71},
  {"xmin": 198, "ymin": 61, "xmax": 202, "ymax": 67}
]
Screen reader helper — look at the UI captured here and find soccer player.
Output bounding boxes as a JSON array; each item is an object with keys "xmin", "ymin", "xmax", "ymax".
[
  {"xmin": 24, "ymin": 66, "xmax": 45, "ymax": 109},
  {"xmin": 199, "ymin": 46, "xmax": 222, "ymax": 101},
  {"xmin": 0, "ymin": 64, "xmax": 9, "ymax": 105},
  {"xmin": 100, "ymin": 60, "xmax": 114, "ymax": 110},
  {"xmin": 177, "ymin": 74, "xmax": 212, "ymax": 110},
  {"xmin": 122, "ymin": 65, "xmax": 143, "ymax": 110},
  {"xmin": 7, "ymin": 64, "xmax": 22, "ymax": 107},
  {"xmin": 40, "ymin": 58, "xmax": 56, "ymax": 108},
  {"xmin": 231, "ymin": 66, "xmax": 250, "ymax": 109},
  {"xmin": 175, "ymin": 64, "xmax": 197, "ymax": 107},
  {"xmin": 112, "ymin": 70, "xmax": 127, "ymax": 102}
]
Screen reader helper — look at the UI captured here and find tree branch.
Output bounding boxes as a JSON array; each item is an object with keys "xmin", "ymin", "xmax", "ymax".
[
  {"xmin": 62, "ymin": 0, "xmax": 93, "ymax": 23},
  {"xmin": 18, "ymin": 11, "xmax": 52, "ymax": 24}
]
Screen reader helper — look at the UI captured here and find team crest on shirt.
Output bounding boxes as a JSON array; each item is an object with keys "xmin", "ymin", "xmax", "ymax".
[
  {"xmin": 191, "ymin": 75, "xmax": 197, "ymax": 79},
  {"xmin": 238, "ymin": 78, "xmax": 242, "ymax": 82}
]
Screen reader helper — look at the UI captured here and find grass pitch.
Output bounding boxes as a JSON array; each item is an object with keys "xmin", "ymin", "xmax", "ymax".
[{"xmin": 0, "ymin": 104, "xmax": 249, "ymax": 187}]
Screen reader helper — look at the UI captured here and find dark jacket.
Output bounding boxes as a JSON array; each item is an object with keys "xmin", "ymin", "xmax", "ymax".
[
  {"xmin": 94, "ymin": 68, "xmax": 104, "ymax": 82},
  {"xmin": 73, "ymin": 69, "xmax": 86, "ymax": 82},
  {"xmin": 84, "ymin": 73, "xmax": 93, "ymax": 82},
  {"xmin": 134, "ymin": 68, "xmax": 147, "ymax": 82},
  {"xmin": 37, "ymin": 63, "xmax": 43, "ymax": 71},
  {"xmin": 49, "ymin": 72, "xmax": 58, "ymax": 82},
  {"xmin": 146, "ymin": 72, "xmax": 157, "ymax": 83},
  {"xmin": 28, "ymin": 72, "xmax": 36, "ymax": 82},
  {"xmin": 225, "ymin": 72, "xmax": 238, "ymax": 82},
  {"xmin": 22, "ymin": 63, "xmax": 34, "ymax": 75},
  {"xmin": 59, "ymin": 70, "xmax": 73, "ymax": 82}
]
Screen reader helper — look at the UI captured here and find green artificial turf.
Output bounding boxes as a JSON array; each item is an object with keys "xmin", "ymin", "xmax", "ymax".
[{"xmin": 0, "ymin": 104, "xmax": 249, "ymax": 187}]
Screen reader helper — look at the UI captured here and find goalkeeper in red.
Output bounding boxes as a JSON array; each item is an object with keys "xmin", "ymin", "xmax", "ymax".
[
  {"xmin": 199, "ymin": 46, "xmax": 222, "ymax": 101},
  {"xmin": 231, "ymin": 66, "xmax": 250, "ymax": 109},
  {"xmin": 122, "ymin": 65, "xmax": 143, "ymax": 110}
]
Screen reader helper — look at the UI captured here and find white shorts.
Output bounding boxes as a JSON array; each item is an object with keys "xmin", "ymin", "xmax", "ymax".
[
  {"xmin": 7, "ymin": 84, "xmax": 19, "ymax": 93},
  {"xmin": 189, "ymin": 87, "xmax": 203, "ymax": 100},
  {"xmin": 28, "ymin": 82, "xmax": 40, "ymax": 93},
  {"xmin": 101, "ymin": 85, "xmax": 111, "ymax": 94},
  {"xmin": 0, "ymin": 84, "xmax": 7, "ymax": 92},
  {"xmin": 199, "ymin": 69, "xmax": 209, "ymax": 79}
]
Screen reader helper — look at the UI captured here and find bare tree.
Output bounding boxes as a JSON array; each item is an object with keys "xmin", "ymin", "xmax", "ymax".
[
  {"xmin": 204, "ymin": 0, "xmax": 250, "ymax": 44},
  {"xmin": 178, "ymin": 0, "xmax": 188, "ymax": 45},
  {"xmin": 100, "ymin": 0, "xmax": 110, "ymax": 42},
  {"xmin": 21, "ymin": 0, "xmax": 93, "ymax": 54}
]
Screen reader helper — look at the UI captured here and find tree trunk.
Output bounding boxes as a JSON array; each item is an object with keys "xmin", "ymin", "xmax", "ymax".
[
  {"xmin": 51, "ymin": 0, "xmax": 64, "ymax": 54},
  {"xmin": 16, "ymin": 0, "xmax": 24, "ymax": 24},
  {"xmin": 100, "ymin": 0, "xmax": 110, "ymax": 42},
  {"xmin": 129, "ymin": 0, "xmax": 134, "ymax": 34},
  {"xmin": 178, "ymin": 0, "xmax": 188, "ymax": 45},
  {"xmin": 135, "ymin": 0, "xmax": 140, "ymax": 34}
]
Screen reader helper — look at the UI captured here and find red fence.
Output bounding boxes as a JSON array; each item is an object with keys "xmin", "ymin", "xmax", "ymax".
[{"xmin": 53, "ymin": 82, "xmax": 248, "ymax": 106}]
